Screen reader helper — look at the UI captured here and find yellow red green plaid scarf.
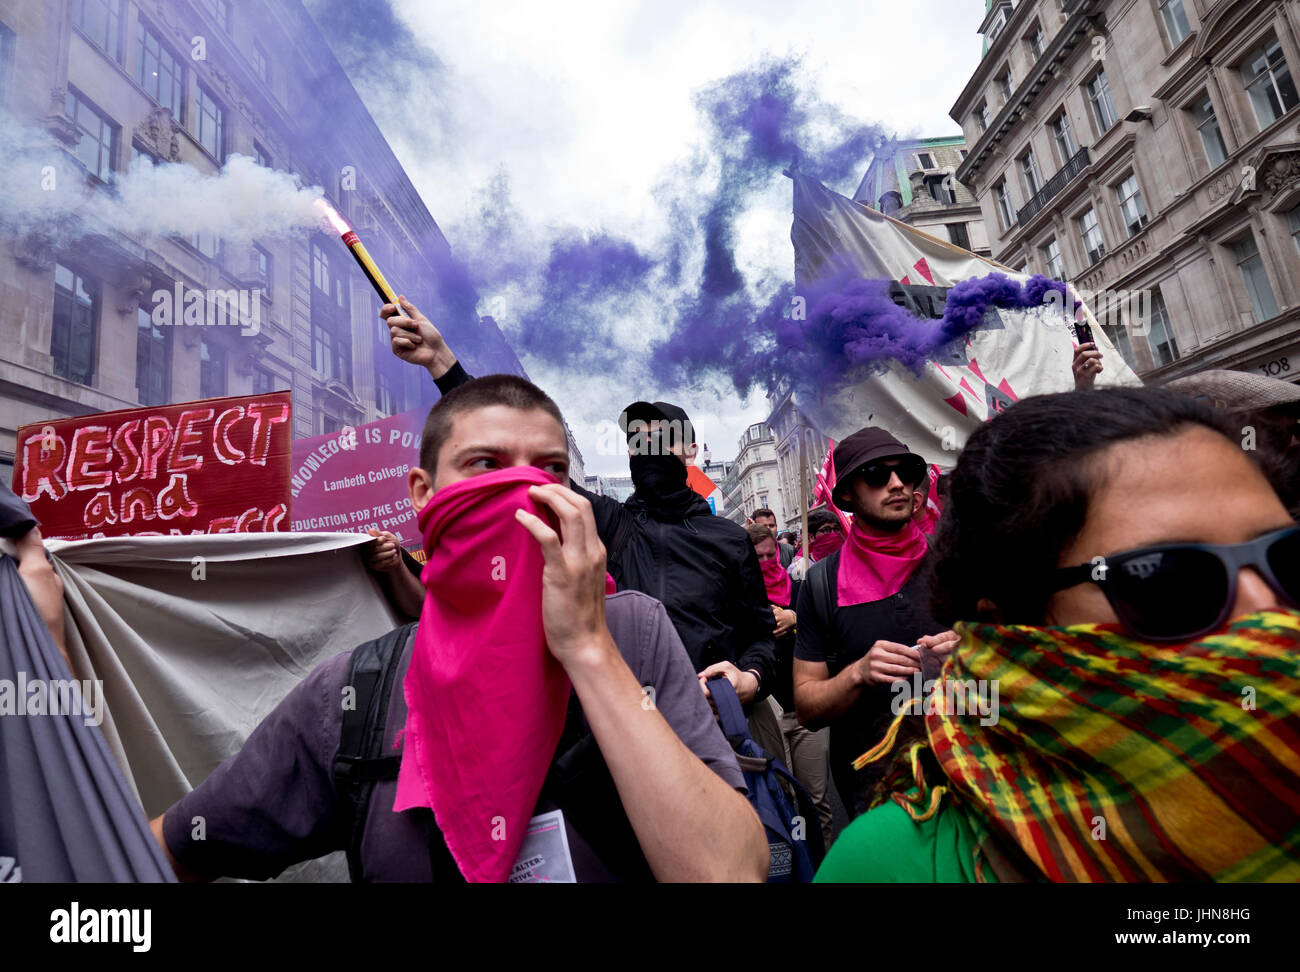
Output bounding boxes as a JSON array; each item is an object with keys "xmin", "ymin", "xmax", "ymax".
[{"xmin": 855, "ymin": 610, "xmax": 1300, "ymax": 882}]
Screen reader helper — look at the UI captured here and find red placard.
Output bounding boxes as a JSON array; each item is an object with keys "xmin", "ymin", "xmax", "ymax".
[
  {"xmin": 290, "ymin": 406, "xmax": 425, "ymax": 551},
  {"xmin": 13, "ymin": 391, "xmax": 292, "ymax": 541}
]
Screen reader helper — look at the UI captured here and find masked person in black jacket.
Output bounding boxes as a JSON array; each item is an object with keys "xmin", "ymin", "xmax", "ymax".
[{"xmin": 381, "ymin": 297, "xmax": 776, "ymax": 706}]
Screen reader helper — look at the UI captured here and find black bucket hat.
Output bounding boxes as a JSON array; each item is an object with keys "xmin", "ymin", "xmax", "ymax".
[{"xmin": 832, "ymin": 427, "xmax": 923, "ymax": 511}]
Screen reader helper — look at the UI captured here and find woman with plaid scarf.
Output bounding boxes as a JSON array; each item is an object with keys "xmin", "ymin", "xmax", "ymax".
[{"xmin": 816, "ymin": 387, "xmax": 1300, "ymax": 882}]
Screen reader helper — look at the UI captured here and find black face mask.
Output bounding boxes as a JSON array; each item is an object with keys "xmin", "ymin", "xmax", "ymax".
[
  {"xmin": 626, "ymin": 430, "xmax": 700, "ymax": 518},
  {"xmin": 629, "ymin": 450, "xmax": 687, "ymax": 497}
]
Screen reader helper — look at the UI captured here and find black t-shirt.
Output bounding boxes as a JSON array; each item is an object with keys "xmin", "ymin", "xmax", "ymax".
[{"xmin": 793, "ymin": 551, "xmax": 938, "ymax": 817}]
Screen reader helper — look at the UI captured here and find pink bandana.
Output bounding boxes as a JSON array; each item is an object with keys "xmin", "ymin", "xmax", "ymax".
[
  {"xmin": 913, "ymin": 464, "xmax": 944, "ymax": 536},
  {"xmin": 393, "ymin": 466, "xmax": 572, "ymax": 883},
  {"xmin": 836, "ymin": 517, "xmax": 928, "ymax": 608},
  {"xmin": 760, "ymin": 554, "xmax": 792, "ymax": 607},
  {"xmin": 809, "ymin": 531, "xmax": 845, "ymax": 563}
]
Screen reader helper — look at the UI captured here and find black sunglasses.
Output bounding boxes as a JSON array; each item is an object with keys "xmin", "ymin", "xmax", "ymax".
[
  {"xmin": 856, "ymin": 455, "xmax": 928, "ymax": 490},
  {"xmin": 1047, "ymin": 526, "xmax": 1300, "ymax": 642}
]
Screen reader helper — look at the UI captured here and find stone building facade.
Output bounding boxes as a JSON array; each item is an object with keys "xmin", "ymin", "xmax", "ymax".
[
  {"xmin": 0, "ymin": 0, "xmax": 527, "ymax": 482},
  {"xmin": 720, "ymin": 421, "xmax": 787, "ymax": 528},
  {"xmin": 854, "ymin": 135, "xmax": 993, "ymax": 257},
  {"xmin": 951, "ymin": 0, "xmax": 1300, "ymax": 384}
]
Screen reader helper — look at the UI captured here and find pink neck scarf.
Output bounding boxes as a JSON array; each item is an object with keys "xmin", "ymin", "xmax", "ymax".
[
  {"xmin": 760, "ymin": 555, "xmax": 792, "ymax": 607},
  {"xmin": 836, "ymin": 516, "xmax": 928, "ymax": 607},
  {"xmin": 393, "ymin": 466, "xmax": 572, "ymax": 883},
  {"xmin": 809, "ymin": 531, "xmax": 845, "ymax": 563}
]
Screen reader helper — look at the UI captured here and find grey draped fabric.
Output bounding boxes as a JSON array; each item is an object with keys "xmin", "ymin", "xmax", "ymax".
[
  {"xmin": 0, "ymin": 538, "xmax": 173, "ymax": 881},
  {"xmin": 46, "ymin": 532, "xmax": 404, "ymax": 883}
]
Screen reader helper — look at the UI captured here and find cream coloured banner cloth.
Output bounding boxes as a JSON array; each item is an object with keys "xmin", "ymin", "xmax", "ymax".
[{"xmin": 45, "ymin": 532, "xmax": 404, "ymax": 881}]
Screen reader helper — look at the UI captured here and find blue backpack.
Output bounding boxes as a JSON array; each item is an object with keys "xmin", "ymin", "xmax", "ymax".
[{"xmin": 708, "ymin": 677, "xmax": 825, "ymax": 882}]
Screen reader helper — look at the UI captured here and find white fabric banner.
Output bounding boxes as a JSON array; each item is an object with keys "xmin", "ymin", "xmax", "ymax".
[
  {"xmin": 790, "ymin": 173, "xmax": 1141, "ymax": 463},
  {"xmin": 46, "ymin": 532, "xmax": 404, "ymax": 882}
]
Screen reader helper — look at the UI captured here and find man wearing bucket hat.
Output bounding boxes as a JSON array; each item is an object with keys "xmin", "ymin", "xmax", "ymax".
[{"xmin": 791, "ymin": 427, "xmax": 957, "ymax": 818}]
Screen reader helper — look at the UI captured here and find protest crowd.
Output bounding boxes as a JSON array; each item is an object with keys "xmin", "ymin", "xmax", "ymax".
[{"xmin": 6, "ymin": 293, "xmax": 1300, "ymax": 886}]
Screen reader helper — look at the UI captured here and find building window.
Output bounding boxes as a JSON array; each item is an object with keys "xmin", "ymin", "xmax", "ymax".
[
  {"xmin": 987, "ymin": 10, "xmax": 1007, "ymax": 44},
  {"xmin": 0, "ymin": 21, "xmax": 15, "ymax": 107},
  {"xmin": 1026, "ymin": 23, "xmax": 1046, "ymax": 61},
  {"xmin": 65, "ymin": 89, "xmax": 117, "ymax": 182},
  {"xmin": 71, "ymin": 0, "xmax": 121, "ymax": 61},
  {"xmin": 1020, "ymin": 149, "xmax": 1043, "ymax": 196},
  {"xmin": 1042, "ymin": 238, "xmax": 1065, "ymax": 279},
  {"xmin": 996, "ymin": 69, "xmax": 1014, "ymax": 104},
  {"xmin": 1288, "ymin": 204, "xmax": 1300, "ymax": 253},
  {"xmin": 254, "ymin": 244, "xmax": 272, "ymax": 292},
  {"xmin": 1191, "ymin": 95, "xmax": 1228, "ymax": 168},
  {"xmin": 948, "ymin": 222, "xmax": 972, "ymax": 250},
  {"xmin": 1086, "ymin": 69, "xmax": 1118, "ymax": 132},
  {"xmin": 1145, "ymin": 289, "xmax": 1180, "ymax": 367},
  {"xmin": 958, "ymin": 149, "xmax": 968, "ymax": 160},
  {"xmin": 1115, "ymin": 173, "xmax": 1148, "ymax": 237},
  {"xmin": 253, "ymin": 141, "xmax": 271, "ymax": 168},
  {"xmin": 1102, "ymin": 322, "xmax": 1136, "ymax": 370},
  {"xmin": 252, "ymin": 368, "xmax": 275, "ymax": 395},
  {"xmin": 191, "ymin": 230, "xmax": 221, "ymax": 261},
  {"xmin": 1158, "ymin": 0, "xmax": 1191, "ymax": 48},
  {"xmin": 1050, "ymin": 111, "xmax": 1077, "ymax": 164},
  {"xmin": 200, "ymin": 336, "xmax": 227, "ymax": 398},
  {"xmin": 201, "ymin": 0, "xmax": 231, "ymax": 31},
  {"xmin": 253, "ymin": 41, "xmax": 270, "ymax": 83},
  {"xmin": 926, "ymin": 173, "xmax": 957, "ymax": 204},
  {"xmin": 321, "ymin": 413, "xmax": 342, "ymax": 436},
  {"xmin": 1241, "ymin": 35, "xmax": 1299, "ymax": 130},
  {"xmin": 975, "ymin": 100, "xmax": 990, "ymax": 133},
  {"xmin": 51, "ymin": 264, "xmax": 98, "ymax": 385},
  {"xmin": 135, "ymin": 306, "xmax": 170, "ymax": 406},
  {"xmin": 196, "ymin": 83, "xmax": 224, "ymax": 160},
  {"xmin": 994, "ymin": 179, "xmax": 1014, "ymax": 230},
  {"xmin": 1234, "ymin": 233, "xmax": 1279, "ymax": 323},
  {"xmin": 136, "ymin": 19, "xmax": 183, "ymax": 118},
  {"xmin": 311, "ymin": 241, "xmax": 351, "ymax": 383},
  {"xmin": 375, "ymin": 367, "xmax": 402, "ymax": 414},
  {"xmin": 916, "ymin": 151, "xmax": 936, "ymax": 169},
  {"xmin": 1078, "ymin": 208, "xmax": 1105, "ymax": 265}
]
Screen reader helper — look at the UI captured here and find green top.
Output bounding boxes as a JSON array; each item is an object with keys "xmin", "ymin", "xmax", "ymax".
[{"xmin": 814, "ymin": 792, "xmax": 993, "ymax": 883}]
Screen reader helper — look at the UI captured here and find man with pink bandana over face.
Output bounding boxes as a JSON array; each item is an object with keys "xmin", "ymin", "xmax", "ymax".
[{"xmin": 149, "ymin": 375, "xmax": 768, "ymax": 883}]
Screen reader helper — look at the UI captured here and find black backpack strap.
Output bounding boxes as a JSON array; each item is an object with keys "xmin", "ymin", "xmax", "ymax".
[
  {"xmin": 807, "ymin": 551, "xmax": 838, "ymax": 624},
  {"xmin": 604, "ymin": 507, "xmax": 634, "ymax": 576},
  {"xmin": 333, "ymin": 621, "xmax": 417, "ymax": 882}
]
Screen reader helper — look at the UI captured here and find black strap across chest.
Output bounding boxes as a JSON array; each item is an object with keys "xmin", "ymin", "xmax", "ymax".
[{"xmin": 333, "ymin": 626, "xmax": 651, "ymax": 883}]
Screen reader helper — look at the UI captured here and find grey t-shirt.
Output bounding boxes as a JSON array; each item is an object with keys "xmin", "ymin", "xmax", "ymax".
[{"xmin": 164, "ymin": 590, "xmax": 744, "ymax": 882}]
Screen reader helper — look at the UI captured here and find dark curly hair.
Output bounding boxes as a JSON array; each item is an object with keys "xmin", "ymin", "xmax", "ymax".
[{"xmin": 927, "ymin": 386, "xmax": 1267, "ymax": 626}]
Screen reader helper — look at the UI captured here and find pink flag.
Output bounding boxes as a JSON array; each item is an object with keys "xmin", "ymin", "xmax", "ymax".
[{"xmin": 811, "ymin": 440, "xmax": 852, "ymax": 534}]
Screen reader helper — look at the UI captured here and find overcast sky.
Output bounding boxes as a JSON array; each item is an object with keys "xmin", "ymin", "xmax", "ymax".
[{"xmin": 325, "ymin": 0, "xmax": 986, "ymax": 476}]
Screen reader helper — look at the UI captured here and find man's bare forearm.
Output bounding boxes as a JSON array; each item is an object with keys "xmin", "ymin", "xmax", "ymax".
[
  {"xmin": 794, "ymin": 661, "xmax": 865, "ymax": 730},
  {"xmin": 563, "ymin": 637, "xmax": 768, "ymax": 882},
  {"xmin": 378, "ymin": 567, "xmax": 425, "ymax": 619}
]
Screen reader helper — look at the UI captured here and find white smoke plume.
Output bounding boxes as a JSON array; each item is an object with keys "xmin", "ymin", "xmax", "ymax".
[{"xmin": 0, "ymin": 112, "xmax": 328, "ymax": 246}]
